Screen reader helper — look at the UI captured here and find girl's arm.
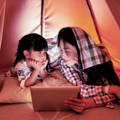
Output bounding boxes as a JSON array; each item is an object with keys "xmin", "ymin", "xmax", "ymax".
[
  {"xmin": 64, "ymin": 97, "xmax": 103, "ymax": 113},
  {"xmin": 25, "ymin": 59, "xmax": 48, "ymax": 87},
  {"xmin": 38, "ymin": 60, "xmax": 48, "ymax": 79},
  {"xmin": 15, "ymin": 60, "xmax": 40, "ymax": 88},
  {"xmin": 64, "ymin": 94, "xmax": 116, "ymax": 113},
  {"xmin": 15, "ymin": 60, "xmax": 41, "ymax": 87},
  {"xmin": 16, "ymin": 59, "xmax": 49, "ymax": 88},
  {"xmin": 58, "ymin": 57, "xmax": 120, "ymax": 105},
  {"xmin": 104, "ymin": 85, "xmax": 120, "ymax": 99},
  {"xmin": 58, "ymin": 57, "xmax": 80, "ymax": 85},
  {"xmin": 24, "ymin": 69, "xmax": 40, "ymax": 87}
]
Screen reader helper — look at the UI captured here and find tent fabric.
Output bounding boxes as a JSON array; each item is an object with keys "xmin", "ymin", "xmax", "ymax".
[
  {"xmin": 42, "ymin": 0, "xmax": 99, "ymax": 41},
  {"xmin": 88, "ymin": 0, "xmax": 120, "ymax": 69},
  {"xmin": 0, "ymin": 0, "xmax": 6, "ymax": 48},
  {"xmin": 0, "ymin": 0, "xmax": 120, "ymax": 74},
  {"xmin": 0, "ymin": 103, "xmax": 120, "ymax": 120},
  {"xmin": 0, "ymin": 0, "xmax": 100, "ymax": 72},
  {"xmin": 0, "ymin": 0, "xmax": 42, "ymax": 71}
]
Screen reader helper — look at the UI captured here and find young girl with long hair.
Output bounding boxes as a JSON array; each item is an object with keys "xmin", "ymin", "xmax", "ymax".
[{"xmin": 13, "ymin": 33, "xmax": 53, "ymax": 88}]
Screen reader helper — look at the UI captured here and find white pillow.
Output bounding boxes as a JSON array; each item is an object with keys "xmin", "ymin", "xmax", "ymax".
[{"xmin": 47, "ymin": 36, "xmax": 60, "ymax": 63}]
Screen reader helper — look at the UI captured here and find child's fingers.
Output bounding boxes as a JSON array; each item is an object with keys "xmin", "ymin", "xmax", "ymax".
[
  {"xmin": 28, "ymin": 60, "xmax": 40, "ymax": 69},
  {"xmin": 30, "ymin": 60, "xmax": 38, "ymax": 65},
  {"xmin": 28, "ymin": 58, "xmax": 40, "ymax": 63}
]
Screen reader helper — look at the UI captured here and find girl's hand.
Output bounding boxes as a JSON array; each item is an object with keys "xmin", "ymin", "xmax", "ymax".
[
  {"xmin": 40, "ymin": 59, "xmax": 48, "ymax": 71},
  {"xmin": 27, "ymin": 58, "xmax": 41, "ymax": 71},
  {"xmin": 28, "ymin": 58, "xmax": 48, "ymax": 72},
  {"xmin": 64, "ymin": 98, "xmax": 86, "ymax": 113},
  {"xmin": 108, "ymin": 85, "xmax": 120, "ymax": 99},
  {"xmin": 64, "ymin": 97, "xmax": 101, "ymax": 113}
]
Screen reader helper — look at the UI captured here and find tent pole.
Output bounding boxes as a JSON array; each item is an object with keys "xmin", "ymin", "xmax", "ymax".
[
  {"xmin": 86, "ymin": 0, "xmax": 102, "ymax": 43},
  {"xmin": 40, "ymin": 0, "xmax": 44, "ymax": 36}
]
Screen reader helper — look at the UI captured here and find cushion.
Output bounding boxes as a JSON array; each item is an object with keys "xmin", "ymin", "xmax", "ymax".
[
  {"xmin": 47, "ymin": 37, "xmax": 60, "ymax": 65},
  {"xmin": 0, "ymin": 70, "xmax": 72, "ymax": 103}
]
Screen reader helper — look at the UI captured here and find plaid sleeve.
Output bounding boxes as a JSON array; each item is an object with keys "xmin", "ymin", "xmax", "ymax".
[
  {"xmin": 80, "ymin": 85, "xmax": 103, "ymax": 98},
  {"xmin": 93, "ymin": 94, "xmax": 116, "ymax": 108},
  {"xmin": 58, "ymin": 57, "xmax": 105, "ymax": 98},
  {"xmin": 58, "ymin": 57, "xmax": 117, "ymax": 106},
  {"xmin": 15, "ymin": 61, "xmax": 32, "ymax": 88},
  {"xmin": 17, "ymin": 69, "xmax": 32, "ymax": 88},
  {"xmin": 58, "ymin": 57, "xmax": 81, "ymax": 85},
  {"xmin": 93, "ymin": 94, "xmax": 116, "ymax": 104}
]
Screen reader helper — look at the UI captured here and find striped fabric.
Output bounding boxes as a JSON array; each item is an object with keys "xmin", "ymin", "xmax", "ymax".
[
  {"xmin": 93, "ymin": 94, "xmax": 116, "ymax": 109},
  {"xmin": 57, "ymin": 26, "xmax": 116, "ymax": 108},
  {"xmin": 58, "ymin": 57, "xmax": 116, "ymax": 108},
  {"xmin": 14, "ymin": 60, "xmax": 42, "ymax": 88},
  {"xmin": 58, "ymin": 57, "xmax": 81, "ymax": 85},
  {"xmin": 72, "ymin": 27, "xmax": 110, "ymax": 69}
]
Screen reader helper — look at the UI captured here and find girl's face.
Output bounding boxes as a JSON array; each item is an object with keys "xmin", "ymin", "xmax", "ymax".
[
  {"xmin": 25, "ymin": 49, "xmax": 47, "ymax": 63},
  {"xmin": 59, "ymin": 39, "xmax": 78, "ymax": 63}
]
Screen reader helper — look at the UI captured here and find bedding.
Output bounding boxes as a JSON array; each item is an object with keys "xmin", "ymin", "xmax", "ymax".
[
  {"xmin": 0, "ymin": 70, "xmax": 120, "ymax": 120},
  {"xmin": 0, "ymin": 103, "xmax": 120, "ymax": 120},
  {"xmin": 0, "ymin": 70, "xmax": 72, "ymax": 103}
]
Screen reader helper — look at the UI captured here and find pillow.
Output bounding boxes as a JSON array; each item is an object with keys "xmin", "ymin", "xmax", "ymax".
[
  {"xmin": 47, "ymin": 36, "xmax": 60, "ymax": 64},
  {"xmin": 0, "ymin": 70, "xmax": 72, "ymax": 103},
  {"xmin": 0, "ymin": 77, "xmax": 32, "ymax": 103}
]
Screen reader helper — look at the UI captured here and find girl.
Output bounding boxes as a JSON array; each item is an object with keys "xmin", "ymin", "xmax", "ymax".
[
  {"xmin": 13, "ymin": 33, "xmax": 53, "ymax": 88},
  {"xmin": 57, "ymin": 27, "xmax": 120, "ymax": 113}
]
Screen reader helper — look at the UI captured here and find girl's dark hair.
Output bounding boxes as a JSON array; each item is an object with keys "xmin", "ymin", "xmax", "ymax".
[
  {"xmin": 13, "ymin": 33, "xmax": 48, "ymax": 66},
  {"xmin": 58, "ymin": 27, "xmax": 80, "ymax": 62},
  {"xmin": 58, "ymin": 27, "xmax": 86, "ymax": 81}
]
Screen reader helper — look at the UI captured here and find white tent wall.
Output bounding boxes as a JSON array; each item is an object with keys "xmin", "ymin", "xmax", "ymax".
[
  {"xmin": 0, "ymin": 0, "xmax": 100, "ymax": 72},
  {"xmin": 0, "ymin": 0, "xmax": 120, "ymax": 74},
  {"xmin": 0, "ymin": 0, "xmax": 99, "ymax": 72},
  {"xmin": 0, "ymin": 0, "xmax": 42, "ymax": 72},
  {"xmin": 42, "ymin": 0, "xmax": 99, "ymax": 41}
]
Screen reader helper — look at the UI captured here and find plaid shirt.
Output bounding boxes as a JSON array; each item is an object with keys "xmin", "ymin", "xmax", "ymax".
[
  {"xmin": 72, "ymin": 27, "xmax": 111, "ymax": 69},
  {"xmin": 58, "ymin": 57, "xmax": 116, "ymax": 108}
]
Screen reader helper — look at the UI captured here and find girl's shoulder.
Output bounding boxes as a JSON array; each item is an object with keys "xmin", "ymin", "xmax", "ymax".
[
  {"xmin": 5, "ymin": 60, "xmax": 29, "ymax": 77},
  {"xmin": 15, "ymin": 60, "xmax": 28, "ymax": 70}
]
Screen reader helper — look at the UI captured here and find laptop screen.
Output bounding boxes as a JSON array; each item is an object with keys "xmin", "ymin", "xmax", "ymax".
[{"xmin": 30, "ymin": 86, "xmax": 80, "ymax": 111}]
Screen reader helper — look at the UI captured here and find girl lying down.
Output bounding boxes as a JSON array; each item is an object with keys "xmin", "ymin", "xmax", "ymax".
[
  {"xmin": 57, "ymin": 27, "xmax": 120, "ymax": 113},
  {"xmin": 10, "ymin": 33, "xmax": 53, "ymax": 88}
]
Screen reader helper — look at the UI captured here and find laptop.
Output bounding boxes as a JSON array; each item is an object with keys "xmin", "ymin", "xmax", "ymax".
[{"xmin": 30, "ymin": 86, "xmax": 80, "ymax": 111}]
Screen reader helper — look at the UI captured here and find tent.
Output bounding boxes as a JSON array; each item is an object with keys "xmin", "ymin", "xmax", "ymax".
[
  {"xmin": 0, "ymin": 0, "xmax": 120, "ymax": 74},
  {"xmin": 0, "ymin": 1, "xmax": 120, "ymax": 120}
]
